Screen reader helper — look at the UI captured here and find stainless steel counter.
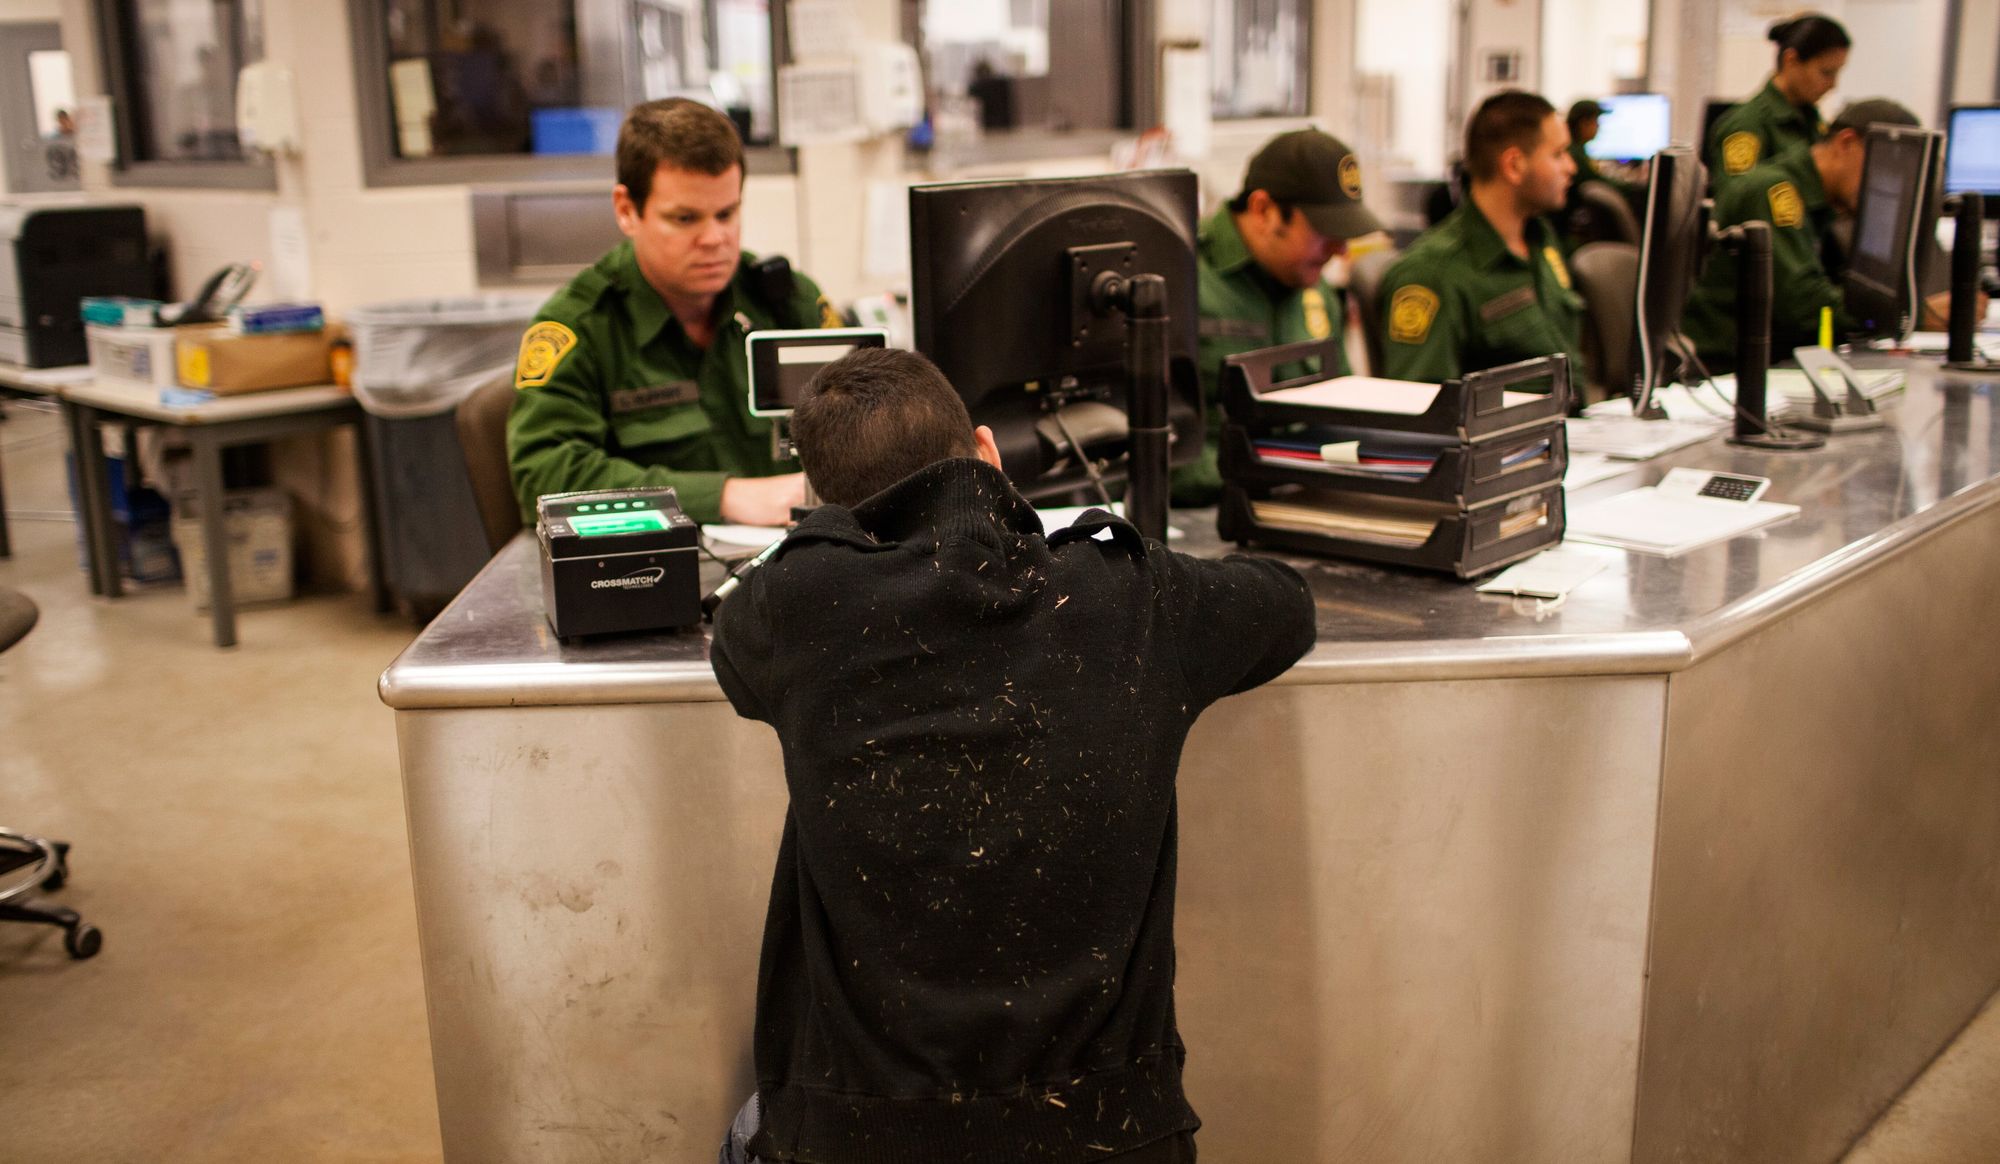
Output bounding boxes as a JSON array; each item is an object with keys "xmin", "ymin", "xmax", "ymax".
[{"xmin": 382, "ymin": 363, "xmax": 2000, "ymax": 1163}]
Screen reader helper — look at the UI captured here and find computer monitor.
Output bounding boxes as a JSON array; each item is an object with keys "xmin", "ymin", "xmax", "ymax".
[
  {"xmin": 1845, "ymin": 125, "xmax": 1944, "ymax": 342},
  {"xmin": 1587, "ymin": 94, "xmax": 1672, "ymax": 163},
  {"xmin": 908, "ymin": 170, "xmax": 1201, "ymax": 500},
  {"xmin": 1944, "ymin": 105, "xmax": 2000, "ymax": 220},
  {"xmin": 1631, "ymin": 146, "xmax": 1707, "ymax": 417}
]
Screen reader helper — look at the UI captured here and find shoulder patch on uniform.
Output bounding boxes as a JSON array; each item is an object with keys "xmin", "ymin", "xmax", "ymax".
[
  {"xmin": 515, "ymin": 321, "xmax": 578, "ymax": 389},
  {"xmin": 1723, "ymin": 131, "xmax": 1760, "ymax": 175},
  {"xmin": 1543, "ymin": 246, "xmax": 1572, "ymax": 291},
  {"xmin": 1338, "ymin": 154, "xmax": 1363, "ymax": 200},
  {"xmin": 1767, "ymin": 181, "xmax": 1805, "ymax": 229},
  {"xmin": 817, "ymin": 295, "xmax": 843, "ymax": 329},
  {"xmin": 1388, "ymin": 285, "xmax": 1440, "ymax": 346},
  {"xmin": 1302, "ymin": 287, "xmax": 1333, "ymax": 340}
]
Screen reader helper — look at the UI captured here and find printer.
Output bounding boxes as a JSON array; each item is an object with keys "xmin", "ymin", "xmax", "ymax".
[{"xmin": 0, "ymin": 202, "xmax": 151, "ymax": 368}]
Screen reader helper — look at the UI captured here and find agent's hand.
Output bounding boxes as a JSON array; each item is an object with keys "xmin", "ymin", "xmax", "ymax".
[{"xmin": 720, "ymin": 472, "xmax": 806, "ymax": 526}]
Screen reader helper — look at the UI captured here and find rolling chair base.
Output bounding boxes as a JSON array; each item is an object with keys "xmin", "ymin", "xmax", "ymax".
[{"xmin": 0, "ymin": 834, "xmax": 102, "ymax": 960}]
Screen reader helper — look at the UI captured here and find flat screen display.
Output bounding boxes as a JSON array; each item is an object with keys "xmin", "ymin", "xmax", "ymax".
[
  {"xmin": 1945, "ymin": 106, "xmax": 2000, "ymax": 196},
  {"xmin": 1587, "ymin": 94, "xmax": 1672, "ymax": 162},
  {"xmin": 746, "ymin": 328, "xmax": 888, "ymax": 416}
]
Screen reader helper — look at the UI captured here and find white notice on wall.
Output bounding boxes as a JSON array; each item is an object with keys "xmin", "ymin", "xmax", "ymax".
[
  {"xmin": 788, "ymin": 0, "xmax": 860, "ymax": 61},
  {"xmin": 778, "ymin": 65, "xmax": 867, "ymax": 146},
  {"xmin": 863, "ymin": 181, "xmax": 910, "ymax": 280},
  {"xmin": 74, "ymin": 96, "xmax": 116, "ymax": 163}
]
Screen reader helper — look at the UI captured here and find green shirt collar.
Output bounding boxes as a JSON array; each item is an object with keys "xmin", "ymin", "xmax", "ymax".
[
  {"xmin": 1448, "ymin": 200, "xmax": 1554, "ymax": 270},
  {"xmin": 1775, "ymin": 142, "xmax": 1830, "ymax": 213},
  {"xmin": 1199, "ymin": 205, "xmax": 1255, "ymax": 276},
  {"xmin": 609, "ymin": 242, "xmax": 754, "ymax": 349}
]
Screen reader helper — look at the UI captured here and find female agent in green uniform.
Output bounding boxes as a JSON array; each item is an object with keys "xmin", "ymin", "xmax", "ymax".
[{"xmin": 1707, "ymin": 14, "xmax": 1850, "ymax": 194}]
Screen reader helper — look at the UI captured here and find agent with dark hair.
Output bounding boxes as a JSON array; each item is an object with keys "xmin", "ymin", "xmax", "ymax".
[
  {"xmin": 1176, "ymin": 128, "xmax": 1386, "ymax": 506},
  {"xmin": 507, "ymin": 98, "xmax": 839, "ymax": 526},
  {"xmin": 710, "ymin": 346, "xmax": 1315, "ymax": 1164},
  {"xmin": 1707, "ymin": 13, "xmax": 1851, "ymax": 190},
  {"xmin": 1376, "ymin": 90, "xmax": 1582, "ymax": 383}
]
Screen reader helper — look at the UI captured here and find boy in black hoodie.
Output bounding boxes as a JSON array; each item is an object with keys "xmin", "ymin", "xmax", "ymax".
[{"xmin": 711, "ymin": 348, "xmax": 1315, "ymax": 1163}]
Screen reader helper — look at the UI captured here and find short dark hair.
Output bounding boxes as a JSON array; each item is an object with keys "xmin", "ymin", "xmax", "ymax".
[
  {"xmin": 1769, "ymin": 14, "xmax": 1851, "ymax": 66},
  {"xmin": 1464, "ymin": 90, "xmax": 1557, "ymax": 182},
  {"xmin": 790, "ymin": 348, "xmax": 981, "ymax": 507},
  {"xmin": 616, "ymin": 99, "xmax": 743, "ymax": 212}
]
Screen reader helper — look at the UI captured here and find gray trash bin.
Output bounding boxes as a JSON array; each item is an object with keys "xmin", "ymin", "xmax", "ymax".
[{"xmin": 348, "ymin": 293, "xmax": 542, "ymax": 620}]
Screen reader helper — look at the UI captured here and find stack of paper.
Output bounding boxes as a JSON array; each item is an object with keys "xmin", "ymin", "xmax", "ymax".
[
  {"xmin": 1262, "ymin": 376, "xmax": 1542, "ymax": 414},
  {"xmin": 1567, "ymin": 486, "xmax": 1799, "ymax": 555}
]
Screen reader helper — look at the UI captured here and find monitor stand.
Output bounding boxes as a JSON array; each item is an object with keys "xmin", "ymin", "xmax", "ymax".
[
  {"xmin": 1944, "ymin": 193, "xmax": 1992, "ymax": 373},
  {"xmin": 1719, "ymin": 221, "xmax": 1825, "ymax": 451}
]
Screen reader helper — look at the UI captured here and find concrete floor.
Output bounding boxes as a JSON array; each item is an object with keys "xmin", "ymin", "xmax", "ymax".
[{"xmin": 1, "ymin": 395, "xmax": 1996, "ymax": 1162}]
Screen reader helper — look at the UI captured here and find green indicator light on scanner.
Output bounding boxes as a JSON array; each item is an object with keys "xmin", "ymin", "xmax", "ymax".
[{"xmin": 570, "ymin": 510, "xmax": 669, "ymax": 537}]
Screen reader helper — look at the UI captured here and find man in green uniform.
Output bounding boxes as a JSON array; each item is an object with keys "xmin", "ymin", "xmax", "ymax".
[
  {"xmin": 1682, "ymin": 101, "xmax": 1877, "ymax": 368},
  {"xmin": 1560, "ymin": 99, "xmax": 1644, "ymax": 250},
  {"xmin": 508, "ymin": 98, "xmax": 838, "ymax": 526},
  {"xmin": 1706, "ymin": 15, "xmax": 1849, "ymax": 194},
  {"xmin": 1378, "ymin": 90, "xmax": 1583, "ymax": 385},
  {"xmin": 1173, "ymin": 129, "xmax": 1385, "ymax": 505}
]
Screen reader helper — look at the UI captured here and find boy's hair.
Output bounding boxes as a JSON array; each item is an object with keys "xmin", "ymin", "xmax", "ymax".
[
  {"xmin": 1464, "ymin": 90, "xmax": 1557, "ymax": 182},
  {"xmin": 791, "ymin": 348, "xmax": 981, "ymax": 507},
  {"xmin": 616, "ymin": 98, "xmax": 743, "ymax": 212}
]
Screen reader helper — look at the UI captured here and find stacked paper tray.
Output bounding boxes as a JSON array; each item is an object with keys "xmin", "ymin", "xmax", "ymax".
[
  {"xmin": 1218, "ymin": 420, "xmax": 1567, "ymax": 509},
  {"xmin": 1217, "ymin": 481, "xmax": 1566, "ymax": 579},
  {"xmin": 1220, "ymin": 340, "xmax": 1572, "ymax": 441}
]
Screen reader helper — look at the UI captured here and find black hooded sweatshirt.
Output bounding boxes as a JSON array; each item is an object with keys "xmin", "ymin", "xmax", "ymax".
[{"xmin": 710, "ymin": 458, "xmax": 1315, "ymax": 1164}]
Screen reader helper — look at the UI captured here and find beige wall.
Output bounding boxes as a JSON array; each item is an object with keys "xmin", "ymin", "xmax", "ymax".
[{"xmin": 1955, "ymin": 0, "xmax": 1999, "ymax": 103}]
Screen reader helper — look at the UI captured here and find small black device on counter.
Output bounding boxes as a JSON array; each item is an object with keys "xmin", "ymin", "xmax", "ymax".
[{"xmin": 536, "ymin": 487, "xmax": 701, "ymax": 638}]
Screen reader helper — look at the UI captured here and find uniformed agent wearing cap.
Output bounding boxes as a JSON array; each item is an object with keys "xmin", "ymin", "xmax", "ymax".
[
  {"xmin": 1707, "ymin": 14, "xmax": 1849, "ymax": 195},
  {"xmin": 507, "ymin": 98, "xmax": 838, "ymax": 527},
  {"xmin": 1172, "ymin": 129, "xmax": 1386, "ymax": 507},
  {"xmin": 1377, "ymin": 90, "xmax": 1583, "ymax": 385},
  {"xmin": 1683, "ymin": 98, "xmax": 1968, "ymax": 367}
]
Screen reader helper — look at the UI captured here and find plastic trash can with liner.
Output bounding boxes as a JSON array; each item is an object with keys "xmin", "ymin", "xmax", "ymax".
[{"xmin": 348, "ymin": 293, "xmax": 543, "ymax": 621}]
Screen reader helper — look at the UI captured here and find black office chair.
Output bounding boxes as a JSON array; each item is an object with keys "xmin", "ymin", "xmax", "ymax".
[
  {"xmin": 0, "ymin": 587, "xmax": 101, "ymax": 960},
  {"xmin": 1570, "ymin": 241, "xmax": 1641, "ymax": 407},
  {"xmin": 455, "ymin": 373, "xmax": 524, "ymax": 554},
  {"xmin": 1347, "ymin": 248, "xmax": 1401, "ymax": 376},
  {"xmin": 1566, "ymin": 180, "xmax": 1643, "ymax": 248}
]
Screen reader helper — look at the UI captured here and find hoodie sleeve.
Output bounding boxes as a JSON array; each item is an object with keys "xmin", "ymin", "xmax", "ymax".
[
  {"xmin": 1157, "ymin": 547, "xmax": 1316, "ymax": 708},
  {"xmin": 709, "ymin": 574, "xmax": 775, "ymax": 724}
]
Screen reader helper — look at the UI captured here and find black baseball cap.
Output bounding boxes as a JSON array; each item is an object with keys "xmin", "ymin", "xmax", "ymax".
[
  {"xmin": 1240, "ymin": 130, "xmax": 1385, "ymax": 240},
  {"xmin": 1567, "ymin": 99, "xmax": 1606, "ymax": 124}
]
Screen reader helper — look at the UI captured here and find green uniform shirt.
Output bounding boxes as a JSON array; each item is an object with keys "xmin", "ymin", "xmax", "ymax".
[
  {"xmin": 1173, "ymin": 205, "xmax": 1350, "ymax": 507},
  {"xmin": 507, "ymin": 241, "xmax": 831, "ymax": 524},
  {"xmin": 1376, "ymin": 202, "xmax": 1584, "ymax": 384},
  {"xmin": 1682, "ymin": 143, "xmax": 1852, "ymax": 366},
  {"xmin": 1707, "ymin": 80, "xmax": 1825, "ymax": 194}
]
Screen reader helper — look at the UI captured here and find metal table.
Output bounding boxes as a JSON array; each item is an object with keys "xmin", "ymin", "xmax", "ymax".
[
  {"xmin": 0, "ymin": 362, "xmax": 87, "ymax": 559},
  {"xmin": 59, "ymin": 378, "xmax": 388, "ymax": 647},
  {"xmin": 381, "ymin": 363, "xmax": 2000, "ymax": 1163}
]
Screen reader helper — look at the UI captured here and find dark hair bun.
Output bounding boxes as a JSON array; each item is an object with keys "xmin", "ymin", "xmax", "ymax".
[{"xmin": 1767, "ymin": 18, "xmax": 1797, "ymax": 44}]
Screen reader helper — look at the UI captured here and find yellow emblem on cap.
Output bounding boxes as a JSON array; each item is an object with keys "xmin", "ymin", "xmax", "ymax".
[
  {"xmin": 1388, "ymin": 285, "xmax": 1440, "ymax": 345},
  {"xmin": 1768, "ymin": 181, "xmax": 1804, "ymax": 229},
  {"xmin": 817, "ymin": 295, "xmax": 842, "ymax": 329},
  {"xmin": 1338, "ymin": 154, "xmax": 1363, "ymax": 200},
  {"xmin": 1723, "ymin": 131, "xmax": 1760, "ymax": 175},
  {"xmin": 1543, "ymin": 246, "xmax": 1572, "ymax": 291},
  {"xmin": 515, "ymin": 321, "xmax": 578, "ymax": 389},
  {"xmin": 1302, "ymin": 287, "xmax": 1332, "ymax": 340}
]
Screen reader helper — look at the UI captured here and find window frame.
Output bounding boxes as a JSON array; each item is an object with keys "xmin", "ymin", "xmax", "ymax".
[
  {"xmin": 347, "ymin": 0, "xmax": 795, "ymax": 188},
  {"xmin": 93, "ymin": 0, "xmax": 277, "ymax": 190}
]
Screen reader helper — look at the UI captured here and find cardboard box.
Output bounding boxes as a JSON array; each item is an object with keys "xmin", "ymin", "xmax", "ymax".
[
  {"xmin": 170, "ymin": 487, "xmax": 296, "ymax": 609},
  {"xmin": 175, "ymin": 325, "xmax": 331, "ymax": 394},
  {"xmin": 88, "ymin": 323, "xmax": 182, "ymax": 389}
]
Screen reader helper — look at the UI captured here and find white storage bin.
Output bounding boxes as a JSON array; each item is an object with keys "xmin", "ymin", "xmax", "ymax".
[
  {"xmin": 347, "ymin": 293, "xmax": 544, "ymax": 418},
  {"xmin": 86, "ymin": 323, "xmax": 181, "ymax": 390},
  {"xmin": 170, "ymin": 488, "xmax": 295, "ymax": 609}
]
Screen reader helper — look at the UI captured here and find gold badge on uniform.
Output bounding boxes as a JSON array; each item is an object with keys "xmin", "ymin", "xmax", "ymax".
[
  {"xmin": 1302, "ymin": 287, "xmax": 1333, "ymax": 340},
  {"xmin": 1543, "ymin": 246, "xmax": 1572, "ymax": 291},
  {"xmin": 1767, "ymin": 181, "xmax": 1805, "ymax": 229},
  {"xmin": 1723, "ymin": 132, "xmax": 1760, "ymax": 175},
  {"xmin": 515, "ymin": 321, "xmax": 578, "ymax": 389},
  {"xmin": 817, "ymin": 295, "xmax": 843, "ymax": 329},
  {"xmin": 1388, "ymin": 285, "xmax": 1440, "ymax": 345},
  {"xmin": 1338, "ymin": 154, "xmax": 1363, "ymax": 200}
]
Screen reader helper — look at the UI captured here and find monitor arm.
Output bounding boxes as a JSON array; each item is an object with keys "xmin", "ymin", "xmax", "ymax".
[
  {"xmin": 1720, "ymin": 220, "xmax": 1823, "ymax": 451},
  {"xmin": 1946, "ymin": 192, "xmax": 1989, "ymax": 371},
  {"xmin": 1086, "ymin": 270, "xmax": 1171, "ymax": 543}
]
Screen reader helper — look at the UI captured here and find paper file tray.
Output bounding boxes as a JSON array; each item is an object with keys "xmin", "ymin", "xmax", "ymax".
[
  {"xmin": 1217, "ymin": 481, "xmax": 1566, "ymax": 579},
  {"xmin": 1218, "ymin": 421, "xmax": 1566, "ymax": 508},
  {"xmin": 1221, "ymin": 339, "xmax": 1571, "ymax": 440}
]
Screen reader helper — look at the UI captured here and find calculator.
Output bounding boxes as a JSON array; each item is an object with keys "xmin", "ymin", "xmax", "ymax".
[{"xmin": 1655, "ymin": 467, "xmax": 1771, "ymax": 504}]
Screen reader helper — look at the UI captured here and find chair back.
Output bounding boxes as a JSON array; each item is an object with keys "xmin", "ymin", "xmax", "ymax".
[
  {"xmin": 1569, "ymin": 241, "xmax": 1640, "ymax": 406},
  {"xmin": 1570, "ymin": 180, "xmax": 1643, "ymax": 247},
  {"xmin": 1347, "ymin": 247, "xmax": 1400, "ymax": 376},
  {"xmin": 456, "ymin": 373, "xmax": 523, "ymax": 553}
]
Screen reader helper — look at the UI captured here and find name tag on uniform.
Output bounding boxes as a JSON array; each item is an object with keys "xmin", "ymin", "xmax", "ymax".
[
  {"xmin": 1198, "ymin": 318, "xmax": 1270, "ymax": 340},
  {"xmin": 1478, "ymin": 287, "xmax": 1539, "ymax": 324},
  {"xmin": 610, "ymin": 380, "xmax": 698, "ymax": 414}
]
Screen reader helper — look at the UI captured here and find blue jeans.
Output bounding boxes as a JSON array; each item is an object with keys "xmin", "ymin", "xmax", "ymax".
[{"xmin": 717, "ymin": 1092, "xmax": 762, "ymax": 1164}]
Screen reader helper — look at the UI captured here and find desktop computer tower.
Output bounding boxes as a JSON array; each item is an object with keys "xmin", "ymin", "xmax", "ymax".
[{"xmin": 0, "ymin": 203, "xmax": 151, "ymax": 368}]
